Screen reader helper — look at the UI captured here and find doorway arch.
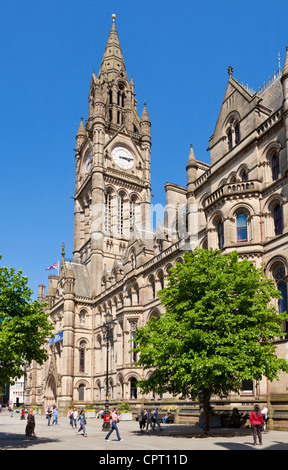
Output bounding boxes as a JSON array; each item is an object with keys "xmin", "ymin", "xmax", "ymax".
[{"xmin": 45, "ymin": 375, "xmax": 57, "ymax": 406}]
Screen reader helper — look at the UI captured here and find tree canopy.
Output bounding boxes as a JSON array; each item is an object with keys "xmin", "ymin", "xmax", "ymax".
[
  {"xmin": 133, "ymin": 248, "xmax": 288, "ymax": 433},
  {"xmin": 0, "ymin": 257, "xmax": 54, "ymax": 389}
]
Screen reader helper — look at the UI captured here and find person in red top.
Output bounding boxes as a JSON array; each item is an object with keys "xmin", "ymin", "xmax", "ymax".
[{"xmin": 249, "ymin": 404, "xmax": 263, "ymax": 445}]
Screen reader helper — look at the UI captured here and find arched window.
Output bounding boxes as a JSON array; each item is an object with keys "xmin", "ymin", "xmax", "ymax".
[
  {"xmin": 117, "ymin": 192, "xmax": 124, "ymax": 236},
  {"xmin": 130, "ymin": 196, "xmax": 137, "ymax": 231},
  {"xmin": 235, "ymin": 122, "xmax": 240, "ymax": 144},
  {"xmin": 227, "ymin": 129, "xmax": 233, "ymax": 151},
  {"xmin": 274, "ymin": 204, "xmax": 283, "ymax": 235},
  {"xmin": 240, "ymin": 169, "xmax": 248, "ymax": 181},
  {"xmin": 79, "ymin": 341, "xmax": 86, "ymax": 373},
  {"xmin": 237, "ymin": 213, "xmax": 248, "ymax": 242},
  {"xmin": 130, "ymin": 321, "xmax": 138, "ymax": 363},
  {"xmin": 79, "ymin": 384, "xmax": 85, "ymax": 401},
  {"xmin": 150, "ymin": 276, "xmax": 156, "ymax": 299},
  {"xmin": 273, "ymin": 264, "xmax": 287, "ymax": 332},
  {"xmin": 130, "ymin": 378, "xmax": 138, "ymax": 399},
  {"xmin": 105, "ymin": 190, "xmax": 112, "ymax": 233},
  {"xmin": 272, "ymin": 153, "xmax": 280, "ymax": 181},
  {"xmin": 80, "ymin": 310, "xmax": 86, "ymax": 327},
  {"xmin": 217, "ymin": 220, "xmax": 224, "ymax": 249}
]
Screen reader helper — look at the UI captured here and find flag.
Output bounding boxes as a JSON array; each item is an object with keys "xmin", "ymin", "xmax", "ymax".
[{"xmin": 46, "ymin": 261, "xmax": 59, "ymax": 271}]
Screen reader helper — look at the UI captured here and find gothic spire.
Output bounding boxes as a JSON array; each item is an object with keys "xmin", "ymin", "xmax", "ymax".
[{"xmin": 98, "ymin": 14, "xmax": 127, "ymax": 83}]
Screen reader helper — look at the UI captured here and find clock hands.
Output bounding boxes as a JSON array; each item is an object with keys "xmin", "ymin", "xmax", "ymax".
[{"xmin": 119, "ymin": 155, "xmax": 133, "ymax": 162}]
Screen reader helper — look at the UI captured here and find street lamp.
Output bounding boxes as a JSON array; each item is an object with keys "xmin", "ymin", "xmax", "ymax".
[{"xmin": 101, "ymin": 311, "xmax": 115, "ymax": 431}]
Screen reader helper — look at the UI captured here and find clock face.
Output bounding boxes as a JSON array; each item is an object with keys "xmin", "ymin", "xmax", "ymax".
[
  {"xmin": 84, "ymin": 152, "xmax": 92, "ymax": 174},
  {"xmin": 111, "ymin": 146, "xmax": 134, "ymax": 170}
]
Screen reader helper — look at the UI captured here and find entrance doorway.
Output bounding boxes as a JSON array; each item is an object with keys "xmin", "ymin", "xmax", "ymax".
[{"xmin": 45, "ymin": 375, "xmax": 57, "ymax": 407}]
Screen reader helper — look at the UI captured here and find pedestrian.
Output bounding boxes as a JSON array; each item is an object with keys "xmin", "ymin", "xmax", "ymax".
[
  {"xmin": 68, "ymin": 408, "xmax": 74, "ymax": 428},
  {"xmin": 25, "ymin": 408, "xmax": 36, "ymax": 439},
  {"xmin": 46, "ymin": 406, "xmax": 52, "ymax": 425},
  {"xmin": 10, "ymin": 407, "xmax": 14, "ymax": 417},
  {"xmin": 145, "ymin": 409, "xmax": 153, "ymax": 432},
  {"xmin": 73, "ymin": 408, "xmax": 78, "ymax": 428},
  {"xmin": 152, "ymin": 407, "xmax": 163, "ymax": 431},
  {"xmin": 20, "ymin": 408, "xmax": 25, "ymax": 420},
  {"xmin": 261, "ymin": 405, "xmax": 268, "ymax": 431},
  {"xmin": 76, "ymin": 409, "xmax": 87, "ymax": 437},
  {"xmin": 249, "ymin": 404, "xmax": 263, "ymax": 445},
  {"xmin": 138, "ymin": 409, "xmax": 146, "ymax": 431},
  {"xmin": 52, "ymin": 406, "xmax": 59, "ymax": 426},
  {"xmin": 105, "ymin": 407, "xmax": 123, "ymax": 442}
]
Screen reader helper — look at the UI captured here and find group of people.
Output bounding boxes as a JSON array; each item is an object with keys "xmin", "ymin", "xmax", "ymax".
[
  {"xmin": 45, "ymin": 405, "xmax": 59, "ymax": 426},
  {"xmin": 19, "ymin": 401, "xmax": 269, "ymax": 445},
  {"xmin": 138, "ymin": 407, "xmax": 165, "ymax": 432},
  {"xmin": 67, "ymin": 408, "xmax": 87, "ymax": 436}
]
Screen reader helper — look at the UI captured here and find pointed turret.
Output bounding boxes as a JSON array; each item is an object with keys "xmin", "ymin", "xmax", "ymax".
[
  {"xmin": 186, "ymin": 144, "xmax": 198, "ymax": 190},
  {"xmin": 140, "ymin": 101, "xmax": 151, "ymax": 139},
  {"xmin": 98, "ymin": 14, "xmax": 127, "ymax": 83},
  {"xmin": 76, "ymin": 116, "xmax": 86, "ymax": 149}
]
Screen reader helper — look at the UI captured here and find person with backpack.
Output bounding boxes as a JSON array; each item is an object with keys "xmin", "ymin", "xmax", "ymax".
[{"xmin": 249, "ymin": 404, "xmax": 263, "ymax": 445}]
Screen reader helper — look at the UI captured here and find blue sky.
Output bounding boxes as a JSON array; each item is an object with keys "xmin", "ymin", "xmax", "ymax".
[{"xmin": 1, "ymin": 0, "xmax": 288, "ymax": 299}]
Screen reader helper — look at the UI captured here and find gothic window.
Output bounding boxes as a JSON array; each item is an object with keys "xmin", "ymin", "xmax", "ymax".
[
  {"xmin": 149, "ymin": 275, "xmax": 156, "ymax": 299},
  {"xmin": 272, "ymin": 153, "xmax": 280, "ymax": 181},
  {"xmin": 130, "ymin": 321, "xmax": 138, "ymax": 363},
  {"xmin": 236, "ymin": 213, "xmax": 248, "ymax": 242},
  {"xmin": 127, "ymin": 288, "xmax": 132, "ymax": 305},
  {"xmin": 158, "ymin": 271, "xmax": 164, "ymax": 290},
  {"xmin": 227, "ymin": 129, "xmax": 233, "ymax": 150},
  {"xmin": 105, "ymin": 190, "xmax": 112, "ymax": 233},
  {"xmin": 273, "ymin": 264, "xmax": 287, "ymax": 332},
  {"xmin": 78, "ymin": 384, "xmax": 85, "ymax": 401},
  {"xmin": 117, "ymin": 192, "xmax": 124, "ymax": 236},
  {"xmin": 274, "ymin": 204, "xmax": 283, "ymax": 235},
  {"xmin": 217, "ymin": 220, "xmax": 224, "ymax": 249},
  {"xmin": 130, "ymin": 249, "xmax": 136, "ymax": 269},
  {"xmin": 235, "ymin": 122, "xmax": 240, "ymax": 144},
  {"xmin": 130, "ymin": 196, "xmax": 137, "ymax": 231},
  {"xmin": 130, "ymin": 377, "xmax": 138, "ymax": 399},
  {"xmin": 226, "ymin": 116, "xmax": 240, "ymax": 151},
  {"xmin": 80, "ymin": 310, "xmax": 86, "ymax": 327},
  {"xmin": 240, "ymin": 169, "xmax": 248, "ymax": 181},
  {"xmin": 79, "ymin": 341, "xmax": 86, "ymax": 373}
]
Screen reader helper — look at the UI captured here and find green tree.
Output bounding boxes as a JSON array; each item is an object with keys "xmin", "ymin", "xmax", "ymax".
[
  {"xmin": 0, "ymin": 257, "xmax": 54, "ymax": 389},
  {"xmin": 133, "ymin": 248, "xmax": 288, "ymax": 434}
]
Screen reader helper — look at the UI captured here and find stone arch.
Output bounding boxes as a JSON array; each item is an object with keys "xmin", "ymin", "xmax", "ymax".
[{"xmin": 45, "ymin": 374, "xmax": 57, "ymax": 407}]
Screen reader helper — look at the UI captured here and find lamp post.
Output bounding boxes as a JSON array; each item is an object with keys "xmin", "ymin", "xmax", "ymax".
[{"xmin": 101, "ymin": 311, "xmax": 115, "ymax": 431}]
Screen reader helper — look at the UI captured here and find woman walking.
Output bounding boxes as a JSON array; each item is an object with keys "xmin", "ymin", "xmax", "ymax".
[
  {"xmin": 76, "ymin": 409, "xmax": 87, "ymax": 437},
  {"xmin": 25, "ymin": 408, "xmax": 36, "ymax": 439},
  {"xmin": 105, "ymin": 408, "xmax": 123, "ymax": 442},
  {"xmin": 249, "ymin": 404, "xmax": 263, "ymax": 445}
]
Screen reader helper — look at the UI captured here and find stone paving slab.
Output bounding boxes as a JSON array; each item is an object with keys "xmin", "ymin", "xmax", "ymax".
[{"xmin": 0, "ymin": 411, "xmax": 287, "ymax": 454}]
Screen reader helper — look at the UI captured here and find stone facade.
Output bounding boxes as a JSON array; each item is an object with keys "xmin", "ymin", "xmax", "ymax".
[{"xmin": 24, "ymin": 17, "xmax": 288, "ymax": 429}]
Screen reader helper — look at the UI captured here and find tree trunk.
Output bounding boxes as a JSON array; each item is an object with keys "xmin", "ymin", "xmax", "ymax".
[{"xmin": 203, "ymin": 389, "xmax": 210, "ymax": 435}]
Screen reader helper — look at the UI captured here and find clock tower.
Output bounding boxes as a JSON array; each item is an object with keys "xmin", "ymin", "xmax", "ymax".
[{"xmin": 73, "ymin": 15, "xmax": 152, "ymax": 296}]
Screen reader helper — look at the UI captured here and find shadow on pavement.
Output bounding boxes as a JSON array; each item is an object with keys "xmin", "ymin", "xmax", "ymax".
[{"xmin": 0, "ymin": 432, "xmax": 59, "ymax": 450}]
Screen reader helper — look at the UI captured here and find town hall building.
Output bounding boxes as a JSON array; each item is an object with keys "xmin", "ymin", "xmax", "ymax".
[{"xmin": 24, "ymin": 15, "xmax": 288, "ymax": 429}]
